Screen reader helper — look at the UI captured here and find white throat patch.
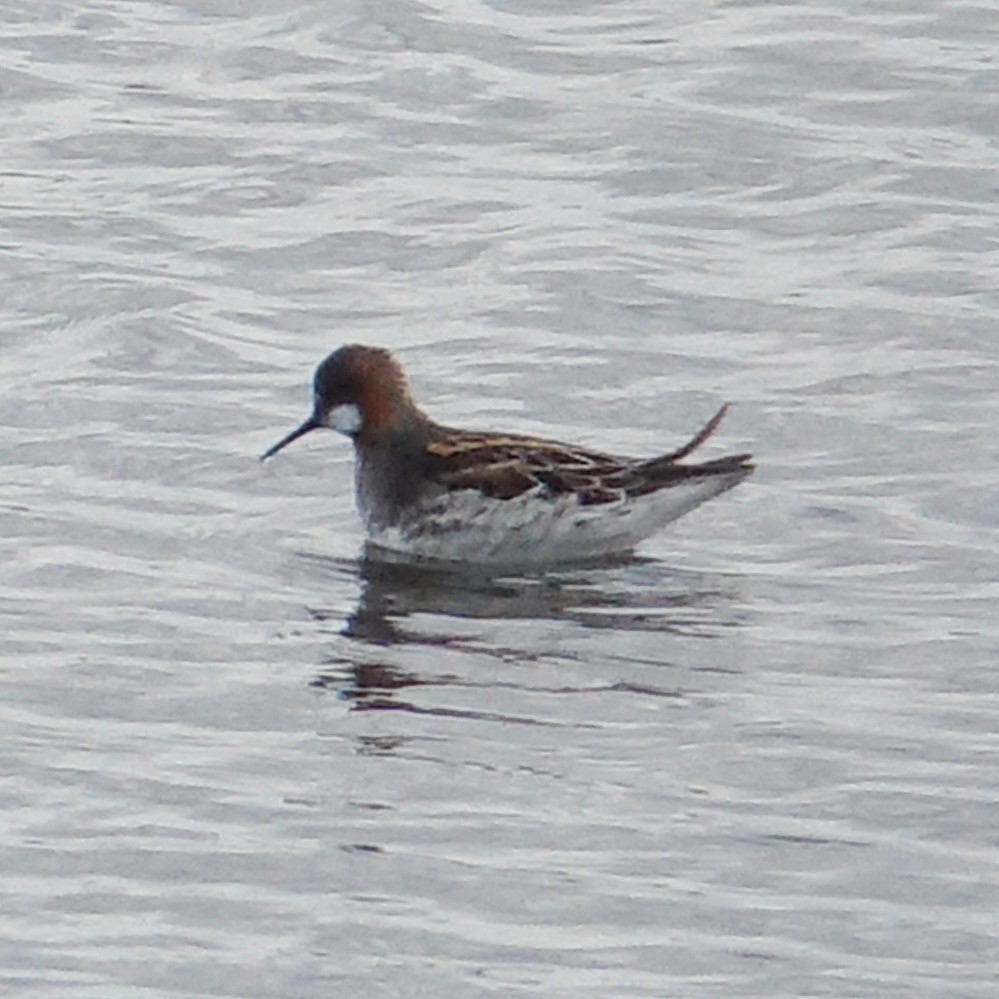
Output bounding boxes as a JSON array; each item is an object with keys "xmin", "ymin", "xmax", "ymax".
[{"xmin": 327, "ymin": 402, "xmax": 362, "ymax": 436}]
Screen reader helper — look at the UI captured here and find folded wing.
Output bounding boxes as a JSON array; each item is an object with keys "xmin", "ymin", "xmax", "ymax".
[{"xmin": 425, "ymin": 405, "xmax": 753, "ymax": 506}]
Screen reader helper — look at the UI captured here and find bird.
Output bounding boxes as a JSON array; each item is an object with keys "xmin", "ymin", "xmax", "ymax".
[{"xmin": 261, "ymin": 345, "xmax": 753, "ymax": 564}]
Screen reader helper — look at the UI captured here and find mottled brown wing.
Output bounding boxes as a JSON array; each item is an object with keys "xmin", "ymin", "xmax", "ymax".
[
  {"xmin": 424, "ymin": 405, "xmax": 748, "ymax": 505},
  {"xmin": 426, "ymin": 432, "xmax": 632, "ymax": 505},
  {"xmin": 436, "ymin": 460, "xmax": 537, "ymax": 500}
]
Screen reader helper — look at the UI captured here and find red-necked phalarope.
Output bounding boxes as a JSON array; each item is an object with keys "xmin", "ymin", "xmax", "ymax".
[{"xmin": 262, "ymin": 345, "xmax": 754, "ymax": 563}]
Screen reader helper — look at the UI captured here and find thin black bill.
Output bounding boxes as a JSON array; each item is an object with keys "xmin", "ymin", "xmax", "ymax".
[{"xmin": 260, "ymin": 415, "xmax": 321, "ymax": 461}]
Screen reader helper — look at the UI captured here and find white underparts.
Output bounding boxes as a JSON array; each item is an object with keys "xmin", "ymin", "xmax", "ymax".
[
  {"xmin": 364, "ymin": 468, "xmax": 751, "ymax": 564},
  {"xmin": 327, "ymin": 402, "xmax": 362, "ymax": 436}
]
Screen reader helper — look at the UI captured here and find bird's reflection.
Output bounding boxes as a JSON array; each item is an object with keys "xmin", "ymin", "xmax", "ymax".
[{"xmin": 304, "ymin": 548, "xmax": 747, "ymax": 712}]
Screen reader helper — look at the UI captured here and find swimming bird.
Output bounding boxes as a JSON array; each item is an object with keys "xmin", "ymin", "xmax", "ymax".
[{"xmin": 261, "ymin": 345, "xmax": 753, "ymax": 563}]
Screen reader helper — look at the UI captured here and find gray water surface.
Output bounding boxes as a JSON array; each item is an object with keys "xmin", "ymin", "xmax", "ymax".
[{"xmin": 2, "ymin": 1, "xmax": 998, "ymax": 996}]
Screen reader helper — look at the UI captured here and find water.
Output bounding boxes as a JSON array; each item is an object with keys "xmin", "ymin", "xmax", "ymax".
[{"xmin": 2, "ymin": 1, "xmax": 998, "ymax": 996}]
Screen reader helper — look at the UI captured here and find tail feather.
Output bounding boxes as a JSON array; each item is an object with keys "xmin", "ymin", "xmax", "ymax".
[
  {"xmin": 679, "ymin": 453, "xmax": 755, "ymax": 477},
  {"xmin": 635, "ymin": 403, "xmax": 754, "ymax": 483},
  {"xmin": 658, "ymin": 403, "xmax": 730, "ymax": 462}
]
